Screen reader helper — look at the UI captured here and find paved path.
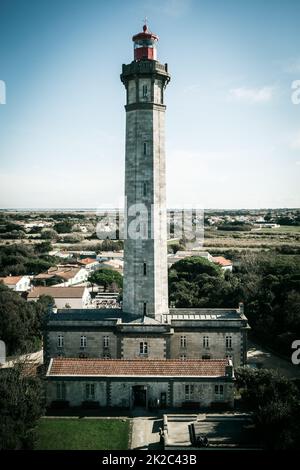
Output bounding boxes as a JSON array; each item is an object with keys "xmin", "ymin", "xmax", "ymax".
[
  {"xmin": 130, "ymin": 415, "xmax": 163, "ymax": 450},
  {"xmin": 247, "ymin": 340, "xmax": 300, "ymax": 379},
  {"xmin": 1, "ymin": 349, "xmax": 43, "ymax": 368}
]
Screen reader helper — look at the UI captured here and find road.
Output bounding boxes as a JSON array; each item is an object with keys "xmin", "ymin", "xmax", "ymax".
[
  {"xmin": 0, "ymin": 349, "xmax": 43, "ymax": 369},
  {"xmin": 247, "ymin": 340, "xmax": 300, "ymax": 379}
]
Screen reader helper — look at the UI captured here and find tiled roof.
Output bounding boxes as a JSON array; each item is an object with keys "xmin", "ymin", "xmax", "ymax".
[
  {"xmin": 79, "ymin": 258, "xmax": 98, "ymax": 265},
  {"xmin": 47, "ymin": 358, "xmax": 228, "ymax": 378},
  {"xmin": 28, "ymin": 286, "xmax": 86, "ymax": 299},
  {"xmin": 0, "ymin": 276, "xmax": 23, "ymax": 285},
  {"xmin": 34, "ymin": 273, "xmax": 57, "ymax": 279},
  {"xmin": 213, "ymin": 256, "xmax": 232, "ymax": 267},
  {"xmin": 35, "ymin": 267, "xmax": 82, "ymax": 280},
  {"xmin": 47, "ymin": 266, "xmax": 82, "ymax": 280}
]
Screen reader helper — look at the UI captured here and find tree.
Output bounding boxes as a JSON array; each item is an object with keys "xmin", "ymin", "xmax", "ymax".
[
  {"xmin": 59, "ymin": 233, "xmax": 81, "ymax": 243},
  {"xmin": 169, "ymin": 256, "xmax": 241, "ymax": 308},
  {"xmin": 0, "ymin": 365, "xmax": 45, "ymax": 449},
  {"xmin": 100, "ymin": 239, "xmax": 124, "ymax": 251},
  {"xmin": 88, "ymin": 268, "xmax": 123, "ymax": 292},
  {"xmin": 0, "ymin": 244, "xmax": 57, "ymax": 276},
  {"xmin": 235, "ymin": 367, "xmax": 300, "ymax": 449},
  {"xmin": 0, "ymin": 284, "xmax": 52, "ymax": 356},
  {"xmin": 53, "ymin": 221, "xmax": 73, "ymax": 233},
  {"xmin": 34, "ymin": 241, "xmax": 52, "ymax": 254},
  {"xmin": 40, "ymin": 228, "xmax": 58, "ymax": 240},
  {"xmin": 235, "ymin": 253, "xmax": 300, "ymax": 355}
]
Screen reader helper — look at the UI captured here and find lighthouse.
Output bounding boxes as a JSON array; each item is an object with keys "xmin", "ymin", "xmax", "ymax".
[{"xmin": 121, "ymin": 24, "xmax": 170, "ymax": 320}]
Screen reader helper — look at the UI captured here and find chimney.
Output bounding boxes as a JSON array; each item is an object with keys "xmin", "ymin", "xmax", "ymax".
[
  {"xmin": 225, "ymin": 359, "xmax": 234, "ymax": 378},
  {"xmin": 238, "ymin": 302, "xmax": 244, "ymax": 315}
]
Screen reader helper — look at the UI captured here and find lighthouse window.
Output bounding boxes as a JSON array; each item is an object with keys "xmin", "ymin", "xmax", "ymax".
[
  {"xmin": 134, "ymin": 39, "xmax": 154, "ymax": 48},
  {"xmin": 143, "ymin": 262, "xmax": 147, "ymax": 276},
  {"xmin": 143, "ymin": 182, "xmax": 147, "ymax": 197},
  {"xmin": 143, "ymin": 142, "xmax": 147, "ymax": 155},
  {"xmin": 142, "ymin": 85, "xmax": 148, "ymax": 97}
]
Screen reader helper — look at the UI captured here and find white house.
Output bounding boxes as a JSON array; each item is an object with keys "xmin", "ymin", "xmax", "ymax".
[
  {"xmin": 47, "ymin": 266, "xmax": 89, "ymax": 286},
  {"xmin": 97, "ymin": 251, "xmax": 124, "ymax": 262},
  {"xmin": 28, "ymin": 286, "xmax": 91, "ymax": 309},
  {"xmin": 212, "ymin": 256, "xmax": 233, "ymax": 272},
  {"xmin": 78, "ymin": 258, "xmax": 100, "ymax": 271},
  {"xmin": 0, "ymin": 275, "xmax": 31, "ymax": 292}
]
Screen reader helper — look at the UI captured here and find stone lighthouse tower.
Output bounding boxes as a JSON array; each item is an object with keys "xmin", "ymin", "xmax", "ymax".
[{"xmin": 121, "ymin": 24, "xmax": 170, "ymax": 320}]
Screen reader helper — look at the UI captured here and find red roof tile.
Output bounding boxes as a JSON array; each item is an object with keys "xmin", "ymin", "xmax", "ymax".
[
  {"xmin": 80, "ymin": 258, "xmax": 97, "ymax": 265},
  {"xmin": 213, "ymin": 256, "xmax": 232, "ymax": 267},
  {"xmin": 47, "ymin": 358, "xmax": 228, "ymax": 378},
  {"xmin": 0, "ymin": 275, "xmax": 24, "ymax": 285}
]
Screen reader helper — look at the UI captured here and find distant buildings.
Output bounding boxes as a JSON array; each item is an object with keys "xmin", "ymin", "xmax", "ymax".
[
  {"xmin": 0, "ymin": 275, "xmax": 31, "ymax": 292},
  {"xmin": 28, "ymin": 286, "xmax": 91, "ymax": 309},
  {"xmin": 97, "ymin": 251, "xmax": 124, "ymax": 262},
  {"xmin": 168, "ymin": 250, "xmax": 233, "ymax": 272},
  {"xmin": 78, "ymin": 258, "xmax": 100, "ymax": 271},
  {"xmin": 34, "ymin": 266, "xmax": 88, "ymax": 287}
]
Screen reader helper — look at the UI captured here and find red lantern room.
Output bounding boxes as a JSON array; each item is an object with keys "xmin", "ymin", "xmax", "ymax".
[{"xmin": 132, "ymin": 24, "xmax": 158, "ymax": 61}]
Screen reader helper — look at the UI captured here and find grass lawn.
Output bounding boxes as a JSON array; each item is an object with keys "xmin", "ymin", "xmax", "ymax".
[{"xmin": 35, "ymin": 418, "xmax": 130, "ymax": 450}]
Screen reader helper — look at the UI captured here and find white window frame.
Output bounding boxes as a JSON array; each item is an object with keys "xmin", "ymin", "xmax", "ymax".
[
  {"xmin": 80, "ymin": 335, "xmax": 87, "ymax": 348},
  {"xmin": 103, "ymin": 336, "xmax": 109, "ymax": 348},
  {"xmin": 184, "ymin": 384, "xmax": 194, "ymax": 400},
  {"xmin": 203, "ymin": 336, "xmax": 209, "ymax": 348},
  {"xmin": 180, "ymin": 335, "xmax": 187, "ymax": 348},
  {"xmin": 57, "ymin": 334, "xmax": 64, "ymax": 348},
  {"xmin": 140, "ymin": 341, "xmax": 148, "ymax": 355},
  {"xmin": 180, "ymin": 354, "xmax": 187, "ymax": 360},
  {"xmin": 226, "ymin": 335, "xmax": 232, "ymax": 349}
]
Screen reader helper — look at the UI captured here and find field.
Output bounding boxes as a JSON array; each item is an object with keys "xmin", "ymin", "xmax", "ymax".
[
  {"xmin": 35, "ymin": 418, "xmax": 130, "ymax": 450},
  {"xmin": 201, "ymin": 226, "xmax": 300, "ymax": 253}
]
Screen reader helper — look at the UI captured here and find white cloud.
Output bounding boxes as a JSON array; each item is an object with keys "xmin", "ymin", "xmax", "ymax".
[
  {"xmin": 228, "ymin": 86, "xmax": 275, "ymax": 103},
  {"xmin": 290, "ymin": 131, "xmax": 300, "ymax": 150},
  {"xmin": 283, "ymin": 58, "xmax": 300, "ymax": 74}
]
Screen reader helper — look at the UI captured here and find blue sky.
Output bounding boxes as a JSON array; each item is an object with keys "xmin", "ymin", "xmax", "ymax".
[{"xmin": 0, "ymin": 0, "xmax": 299, "ymax": 209}]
